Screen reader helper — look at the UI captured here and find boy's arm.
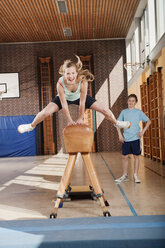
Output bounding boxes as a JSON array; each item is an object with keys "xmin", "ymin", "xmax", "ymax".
[
  {"xmin": 117, "ymin": 111, "xmax": 125, "ymax": 143},
  {"xmin": 77, "ymin": 81, "xmax": 88, "ymax": 124},
  {"xmin": 57, "ymin": 83, "xmax": 75, "ymax": 125},
  {"xmin": 138, "ymin": 119, "xmax": 151, "ymax": 137},
  {"xmin": 117, "ymin": 127, "xmax": 125, "ymax": 143}
]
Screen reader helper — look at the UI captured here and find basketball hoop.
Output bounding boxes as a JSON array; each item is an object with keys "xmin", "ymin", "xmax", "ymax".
[{"xmin": 124, "ymin": 62, "xmax": 142, "ymax": 74}]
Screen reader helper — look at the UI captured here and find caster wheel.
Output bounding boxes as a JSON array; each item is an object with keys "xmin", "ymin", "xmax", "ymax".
[
  {"xmin": 89, "ymin": 185, "xmax": 93, "ymax": 190},
  {"xmin": 68, "ymin": 185, "xmax": 72, "ymax": 191},
  {"xmin": 104, "ymin": 200, "xmax": 110, "ymax": 206},
  {"xmin": 50, "ymin": 213, "xmax": 57, "ymax": 219},
  {"xmin": 103, "ymin": 211, "xmax": 111, "ymax": 217}
]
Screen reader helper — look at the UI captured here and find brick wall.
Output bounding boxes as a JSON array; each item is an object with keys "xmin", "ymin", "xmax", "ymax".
[{"xmin": 0, "ymin": 40, "xmax": 128, "ymax": 153}]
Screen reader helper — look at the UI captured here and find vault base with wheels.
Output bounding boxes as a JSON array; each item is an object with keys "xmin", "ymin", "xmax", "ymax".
[{"xmin": 50, "ymin": 124, "xmax": 111, "ymax": 218}]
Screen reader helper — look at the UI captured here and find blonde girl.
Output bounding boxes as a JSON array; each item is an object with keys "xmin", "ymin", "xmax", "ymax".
[{"xmin": 18, "ymin": 56, "xmax": 130, "ymax": 133}]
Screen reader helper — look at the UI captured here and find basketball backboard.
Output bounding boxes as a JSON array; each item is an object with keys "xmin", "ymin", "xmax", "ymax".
[{"xmin": 0, "ymin": 73, "xmax": 19, "ymax": 100}]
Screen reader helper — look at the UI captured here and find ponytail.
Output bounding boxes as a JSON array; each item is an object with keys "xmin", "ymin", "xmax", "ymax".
[{"xmin": 78, "ymin": 69, "xmax": 94, "ymax": 82}]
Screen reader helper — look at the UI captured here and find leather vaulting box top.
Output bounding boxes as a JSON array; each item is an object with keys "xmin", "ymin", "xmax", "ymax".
[{"xmin": 63, "ymin": 124, "xmax": 94, "ymax": 153}]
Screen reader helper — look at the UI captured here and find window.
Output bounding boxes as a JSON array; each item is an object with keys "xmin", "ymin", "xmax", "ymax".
[
  {"xmin": 126, "ymin": 42, "xmax": 132, "ymax": 81},
  {"xmin": 125, "ymin": 0, "xmax": 164, "ymax": 82},
  {"xmin": 140, "ymin": 12, "xmax": 145, "ymax": 65},
  {"xmin": 155, "ymin": 0, "xmax": 165, "ymax": 41},
  {"xmin": 131, "ymin": 34, "xmax": 136, "ymax": 65},
  {"xmin": 134, "ymin": 19, "xmax": 140, "ymax": 63},
  {"xmin": 148, "ymin": 0, "xmax": 156, "ymax": 51},
  {"xmin": 144, "ymin": 7, "xmax": 149, "ymax": 57}
]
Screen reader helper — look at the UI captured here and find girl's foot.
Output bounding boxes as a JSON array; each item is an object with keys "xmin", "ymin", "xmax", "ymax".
[
  {"xmin": 115, "ymin": 121, "xmax": 131, "ymax": 129},
  {"xmin": 17, "ymin": 123, "xmax": 34, "ymax": 133}
]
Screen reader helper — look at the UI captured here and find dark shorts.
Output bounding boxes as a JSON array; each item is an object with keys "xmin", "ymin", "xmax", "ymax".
[
  {"xmin": 51, "ymin": 95, "xmax": 96, "ymax": 110},
  {"xmin": 122, "ymin": 139, "xmax": 141, "ymax": 156}
]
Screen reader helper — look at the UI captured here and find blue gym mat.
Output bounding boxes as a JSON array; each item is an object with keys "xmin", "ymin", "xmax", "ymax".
[
  {"xmin": 0, "ymin": 115, "xmax": 36, "ymax": 157},
  {"xmin": 0, "ymin": 215, "xmax": 164, "ymax": 248}
]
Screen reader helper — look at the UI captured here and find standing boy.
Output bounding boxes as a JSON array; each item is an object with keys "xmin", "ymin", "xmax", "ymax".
[{"xmin": 115, "ymin": 94, "xmax": 151, "ymax": 183}]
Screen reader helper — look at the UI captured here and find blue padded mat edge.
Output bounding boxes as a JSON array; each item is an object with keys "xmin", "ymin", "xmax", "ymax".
[{"xmin": 0, "ymin": 215, "xmax": 164, "ymax": 248}]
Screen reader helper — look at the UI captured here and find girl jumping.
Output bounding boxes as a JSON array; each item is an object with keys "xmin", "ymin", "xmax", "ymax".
[{"xmin": 18, "ymin": 56, "xmax": 130, "ymax": 133}]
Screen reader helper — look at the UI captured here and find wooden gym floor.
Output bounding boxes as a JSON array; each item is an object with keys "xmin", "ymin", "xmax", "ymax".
[{"xmin": 0, "ymin": 152, "xmax": 165, "ymax": 220}]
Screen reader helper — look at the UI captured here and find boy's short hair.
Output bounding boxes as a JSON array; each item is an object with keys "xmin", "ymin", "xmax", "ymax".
[{"xmin": 128, "ymin": 94, "xmax": 138, "ymax": 102}]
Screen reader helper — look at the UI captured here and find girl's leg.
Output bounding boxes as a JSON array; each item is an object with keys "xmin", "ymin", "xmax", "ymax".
[
  {"xmin": 90, "ymin": 101, "xmax": 131, "ymax": 128},
  {"xmin": 32, "ymin": 102, "xmax": 59, "ymax": 128},
  {"xmin": 18, "ymin": 102, "xmax": 59, "ymax": 133},
  {"xmin": 89, "ymin": 101, "xmax": 117, "ymax": 125}
]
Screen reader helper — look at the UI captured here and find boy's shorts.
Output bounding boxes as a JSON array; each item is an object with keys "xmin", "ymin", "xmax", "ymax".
[
  {"xmin": 122, "ymin": 139, "xmax": 141, "ymax": 156},
  {"xmin": 51, "ymin": 95, "xmax": 96, "ymax": 110}
]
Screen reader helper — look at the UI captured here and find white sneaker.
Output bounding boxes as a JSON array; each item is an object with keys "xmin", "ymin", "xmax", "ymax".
[
  {"xmin": 134, "ymin": 174, "xmax": 141, "ymax": 183},
  {"xmin": 17, "ymin": 123, "xmax": 34, "ymax": 134},
  {"xmin": 115, "ymin": 121, "xmax": 131, "ymax": 129},
  {"xmin": 115, "ymin": 174, "xmax": 129, "ymax": 183}
]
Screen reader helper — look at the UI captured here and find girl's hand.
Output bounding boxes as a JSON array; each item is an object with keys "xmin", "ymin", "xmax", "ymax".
[
  {"xmin": 76, "ymin": 119, "xmax": 85, "ymax": 125},
  {"xmin": 67, "ymin": 120, "xmax": 76, "ymax": 126}
]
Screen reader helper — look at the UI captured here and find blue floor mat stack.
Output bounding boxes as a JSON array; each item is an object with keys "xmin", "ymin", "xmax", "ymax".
[{"xmin": 0, "ymin": 215, "xmax": 164, "ymax": 248}]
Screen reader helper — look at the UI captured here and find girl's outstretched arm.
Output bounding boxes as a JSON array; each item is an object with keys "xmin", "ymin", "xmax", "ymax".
[
  {"xmin": 57, "ymin": 83, "xmax": 75, "ymax": 125},
  {"xmin": 77, "ymin": 81, "xmax": 88, "ymax": 124}
]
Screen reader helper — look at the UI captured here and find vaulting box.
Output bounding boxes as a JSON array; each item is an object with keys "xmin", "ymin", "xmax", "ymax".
[{"xmin": 63, "ymin": 124, "xmax": 94, "ymax": 153}]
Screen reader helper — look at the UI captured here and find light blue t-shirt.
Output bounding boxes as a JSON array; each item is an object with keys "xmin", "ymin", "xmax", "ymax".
[
  {"xmin": 117, "ymin": 108, "xmax": 149, "ymax": 142},
  {"xmin": 58, "ymin": 76, "xmax": 81, "ymax": 101}
]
